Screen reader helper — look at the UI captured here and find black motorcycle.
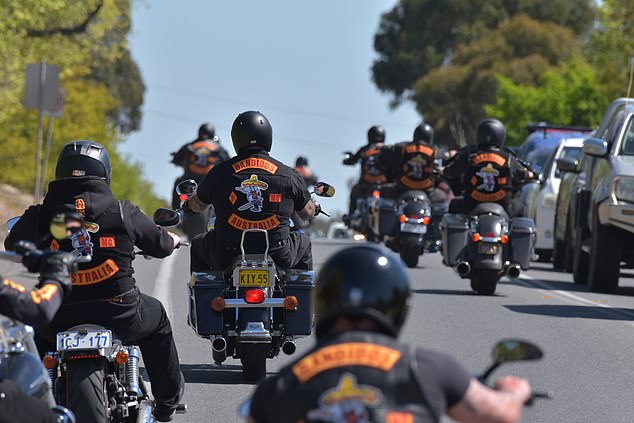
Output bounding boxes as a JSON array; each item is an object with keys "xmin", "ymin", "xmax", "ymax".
[
  {"xmin": 160, "ymin": 180, "xmax": 335, "ymax": 382},
  {"xmin": 440, "ymin": 203, "xmax": 535, "ymax": 294}
]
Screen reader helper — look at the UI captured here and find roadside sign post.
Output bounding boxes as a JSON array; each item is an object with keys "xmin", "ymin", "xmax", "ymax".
[
  {"xmin": 23, "ymin": 63, "xmax": 60, "ymax": 203},
  {"xmin": 40, "ymin": 87, "xmax": 66, "ymax": 199}
]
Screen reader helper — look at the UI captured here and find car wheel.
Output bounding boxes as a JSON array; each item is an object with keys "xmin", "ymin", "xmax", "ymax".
[
  {"xmin": 572, "ymin": 224, "xmax": 589, "ymax": 285},
  {"xmin": 552, "ymin": 237, "xmax": 566, "ymax": 270},
  {"xmin": 587, "ymin": 210, "xmax": 623, "ymax": 293}
]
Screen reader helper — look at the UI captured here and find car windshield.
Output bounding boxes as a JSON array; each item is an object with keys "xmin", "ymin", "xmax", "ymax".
[
  {"xmin": 525, "ymin": 149, "xmax": 552, "ymax": 173},
  {"xmin": 621, "ymin": 117, "xmax": 634, "ymax": 155},
  {"xmin": 554, "ymin": 146, "xmax": 583, "ymax": 178}
]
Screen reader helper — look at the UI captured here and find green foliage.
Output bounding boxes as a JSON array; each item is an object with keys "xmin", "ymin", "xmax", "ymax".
[
  {"xmin": 485, "ymin": 59, "xmax": 609, "ymax": 144},
  {"xmin": 587, "ymin": 0, "xmax": 634, "ymax": 99},
  {"xmin": 372, "ymin": 0, "xmax": 596, "ymax": 106},
  {"xmin": 411, "ymin": 15, "xmax": 579, "ymax": 145},
  {"xmin": 0, "ymin": 0, "xmax": 163, "ymax": 212}
]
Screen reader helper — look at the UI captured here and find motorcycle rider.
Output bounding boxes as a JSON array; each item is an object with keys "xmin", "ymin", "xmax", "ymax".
[
  {"xmin": 186, "ymin": 111, "xmax": 316, "ymax": 272},
  {"xmin": 5, "ymin": 140, "xmax": 184, "ymax": 422},
  {"xmin": 294, "ymin": 156, "xmax": 318, "ymax": 187},
  {"xmin": 344, "ymin": 125, "xmax": 390, "ymax": 218},
  {"xmin": 247, "ymin": 245, "xmax": 531, "ymax": 423},
  {"xmin": 0, "ymin": 247, "xmax": 74, "ymax": 423},
  {"xmin": 443, "ymin": 119, "xmax": 534, "ymax": 217},
  {"xmin": 170, "ymin": 122, "xmax": 230, "ymax": 209}
]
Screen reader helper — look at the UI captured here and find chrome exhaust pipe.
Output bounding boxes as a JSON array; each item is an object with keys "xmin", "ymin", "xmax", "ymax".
[
  {"xmin": 282, "ymin": 339, "xmax": 296, "ymax": 356},
  {"xmin": 507, "ymin": 264, "xmax": 521, "ymax": 279},
  {"xmin": 211, "ymin": 336, "xmax": 227, "ymax": 364},
  {"xmin": 455, "ymin": 261, "xmax": 471, "ymax": 277}
]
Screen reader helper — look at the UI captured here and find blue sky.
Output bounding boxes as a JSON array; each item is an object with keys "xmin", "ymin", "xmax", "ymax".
[{"xmin": 123, "ymin": 0, "xmax": 420, "ymax": 213}]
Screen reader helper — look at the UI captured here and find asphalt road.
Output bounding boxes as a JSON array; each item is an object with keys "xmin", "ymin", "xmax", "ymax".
[{"xmin": 3, "ymin": 239, "xmax": 634, "ymax": 422}]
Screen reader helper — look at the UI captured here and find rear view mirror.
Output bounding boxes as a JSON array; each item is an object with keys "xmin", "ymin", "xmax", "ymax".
[
  {"xmin": 314, "ymin": 182, "xmax": 335, "ymax": 198},
  {"xmin": 176, "ymin": 179, "xmax": 198, "ymax": 197},
  {"xmin": 556, "ymin": 158, "xmax": 579, "ymax": 174},
  {"xmin": 492, "ymin": 339, "xmax": 543, "ymax": 364},
  {"xmin": 6, "ymin": 216, "xmax": 20, "ymax": 233},
  {"xmin": 153, "ymin": 208, "xmax": 181, "ymax": 227},
  {"xmin": 583, "ymin": 137, "xmax": 609, "ymax": 157}
]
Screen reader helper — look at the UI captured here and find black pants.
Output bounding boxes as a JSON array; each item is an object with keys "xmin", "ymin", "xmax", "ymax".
[
  {"xmin": 380, "ymin": 184, "xmax": 449, "ymax": 204},
  {"xmin": 35, "ymin": 288, "xmax": 183, "ymax": 408},
  {"xmin": 348, "ymin": 183, "xmax": 376, "ymax": 216},
  {"xmin": 449, "ymin": 197, "xmax": 525, "ymax": 217},
  {"xmin": 0, "ymin": 379, "xmax": 56, "ymax": 423},
  {"xmin": 190, "ymin": 230, "xmax": 313, "ymax": 272}
]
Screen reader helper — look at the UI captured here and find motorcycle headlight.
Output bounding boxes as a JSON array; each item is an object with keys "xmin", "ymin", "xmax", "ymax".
[
  {"xmin": 614, "ymin": 176, "xmax": 634, "ymax": 203},
  {"xmin": 541, "ymin": 193, "xmax": 557, "ymax": 209}
]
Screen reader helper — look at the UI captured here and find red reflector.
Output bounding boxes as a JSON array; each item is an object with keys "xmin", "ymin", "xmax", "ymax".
[
  {"xmin": 245, "ymin": 289, "xmax": 266, "ymax": 304},
  {"xmin": 486, "ymin": 232, "xmax": 495, "ymax": 237},
  {"xmin": 66, "ymin": 353, "xmax": 101, "ymax": 360},
  {"xmin": 179, "ymin": 194, "xmax": 188, "ymax": 201},
  {"xmin": 372, "ymin": 190, "xmax": 381, "ymax": 198},
  {"xmin": 410, "ymin": 214, "xmax": 419, "ymax": 219},
  {"xmin": 399, "ymin": 214, "xmax": 407, "ymax": 223}
]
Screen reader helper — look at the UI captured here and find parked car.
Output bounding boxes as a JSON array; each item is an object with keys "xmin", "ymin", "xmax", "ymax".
[
  {"xmin": 517, "ymin": 147, "xmax": 556, "ymax": 211},
  {"xmin": 517, "ymin": 122, "xmax": 592, "ymax": 161},
  {"xmin": 572, "ymin": 98, "xmax": 634, "ymax": 292},
  {"xmin": 552, "ymin": 153, "xmax": 586, "ymax": 272},
  {"xmin": 525, "ymin": 138, "xmax": 585, "ymax": 262}
]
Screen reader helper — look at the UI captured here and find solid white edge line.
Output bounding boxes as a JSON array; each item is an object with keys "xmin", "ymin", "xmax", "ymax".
[
  {"xmin": 515, "ymin": 274, "xmax": 634, "ymax": 326},
  {"xmin": 152, "ymin": 249, "xmax": 178, "ymax": 320}
]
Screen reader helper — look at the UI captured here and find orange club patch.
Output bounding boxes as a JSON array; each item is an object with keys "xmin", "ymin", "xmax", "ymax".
[
  {"xmin": 269, "ymin": 193, "xmax": 282, "ymax": 203},
  {"xmin": 31, "ymin": 284, "xmax": 59, "ymax": 304},
  {"xmin": 471, "ymin": 190, "xmax": 507, "ymax": 202},
  {"xmin": 386, "ymin": 412, "xmax": 415, "ymax": 423},
  {"xmin": 229, "ymin": 192, "xmax": 238, "ymax": 205},
  {"xmin": 471, "ymin": 153, "xmax": 507, "ymax": 166},
  {"xmin": 75, "ymin": 198, "xmax": 86, "ymax": 216},
  {"xmin": 405, "ymin": 144, "xmax": 434, "ymax": 156},
  {"xmin": 50, "ymin": 239, "xmax": 60, "ymax": 251},
  {"xmin": 228, "ymin": 214, "xmax": 280, "ymax": 231},
  {"xmin": 99, "ymin": 236, "xmax": 116, "ymax": 248},
  {"xmin": 399, "ymin": 176, "xmax": 433, "ymax": 190},
  {"xmin": 292, "ymin": 343, "xmax": 402, "ymax": 383},
  {"xmin": 71, "ymin": 259, "xmax": 120, "ymax": 286},
  {"xmin": 232, "ymin": 158, "xmax": 278, "ymax": 174}
]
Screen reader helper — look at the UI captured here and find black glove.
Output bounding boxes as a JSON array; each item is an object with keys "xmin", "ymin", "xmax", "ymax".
[
  {"xmin": 181, "ymin": 199, "xmax": 196, "ymax": 214},
  {"xmin": 313, "ymin": 201, "xmax": 322, "ymax": 216},
  {"xmin": 342, "ymin": 157, "xmax": 355, "ymax": 166},
  {"xmin": 23, "ymin": 250, "xmax": 75, "ymax": 298}
]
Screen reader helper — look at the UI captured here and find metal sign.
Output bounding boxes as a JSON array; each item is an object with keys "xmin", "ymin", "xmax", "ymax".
[
  {"xmin": 23, "ymin": 63, "xmax": 60, "ymax": 111},
  {"xmin": 44, "ymin": 87, "xmax": 66, "ymax": 118}
]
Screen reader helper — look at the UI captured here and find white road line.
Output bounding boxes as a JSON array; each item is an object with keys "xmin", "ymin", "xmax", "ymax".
[
  {"xmin": 515, "ymin": 274, "xmax": 634, "ymax": 327},
  {"xmin": 152, "ymin": 249, "xmax": 178, "ymax": 320}
]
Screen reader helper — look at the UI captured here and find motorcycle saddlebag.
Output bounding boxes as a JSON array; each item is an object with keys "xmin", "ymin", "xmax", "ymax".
[
  {"xmin": 283, "ymin": 270, "xmax": 315, "ymax": 336},
  {"xmin": 510, "ymin": 217, "xmax": 536, "ymax": 270},
  {"xmin": 188, "ymin": 272, "xmax": 225, "ymax": 336},
  {"xmin": 377, "ymin": 199, "xmax": 397, "ymax": 237},
  {"xmin": 439, "ymin": 214, "xmax": 468, "ymax": 266}
]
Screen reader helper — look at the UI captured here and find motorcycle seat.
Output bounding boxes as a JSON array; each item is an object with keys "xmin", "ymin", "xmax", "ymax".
[{"xmin": 469, "ymin": 203, "xmax": 509, "ymax": 219}]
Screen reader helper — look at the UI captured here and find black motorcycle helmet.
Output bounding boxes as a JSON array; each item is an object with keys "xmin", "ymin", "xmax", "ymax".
[
  {"xmin": 55, "ymin": 140, "xmax": 112, "ymax": 184},
  {"xmin": 295, "ymin": 156, "xmax": 308, "ymax": 167},
  {"xmin": 367, "ymin": 125, "xmax": 386, "ymax": 144},
  {"xmin": 413, "ymin": 123, "xmax": 434, "ymax": 144},
  {"xmin": 477, "ymin": 118, "xmax": 506, "ymax": 148},
  {"xmin": 231, "ymin": 111, "xmax": 273, "ymax": 153},
  {"xmin": 198, "ymin": 123, "xmax": 215, "ymax": 140},
  {"xmin": 314, "ymin": 245, "xmax": 411, "ymax": 338}
]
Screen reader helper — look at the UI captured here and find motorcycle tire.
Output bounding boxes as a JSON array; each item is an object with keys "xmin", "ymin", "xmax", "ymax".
[
  {"xmin": 65, "ymin": 359, "xmax": 109, "ymax": 423},
  {"xmin": 572, "ymin": 226, "xmax": 589, "ymax": 285},
  {"xmin": 400, "ymin": 248, "xmax": 419, "ymax": 268},
  {"xmin": 241, "ymin": 344, "xmax": 267, "ymax": 382},
  {"xmin": 470, "ymin": 270, "xmax": 498, "ymax": 295}
]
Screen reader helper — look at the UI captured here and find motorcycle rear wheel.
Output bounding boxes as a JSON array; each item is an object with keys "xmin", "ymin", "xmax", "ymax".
[
  {"xmin": 66, "ymin": 358, "xmax": 109, "ymax": 423},
  {"xmin": 470, "ymin": 270, "xmax": 499, "ymax": 295},
  {"xmin": 400, "ymin": 247, "xmax": 420, "ymax": 268},
  {"xmin": 241, "ymin": 344, "xmax": 267, "ymax": 382}
]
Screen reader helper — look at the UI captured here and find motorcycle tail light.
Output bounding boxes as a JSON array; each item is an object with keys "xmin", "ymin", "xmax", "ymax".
[
  {"xmin": 472, "ymin": 233, "xmax": 481, "ymax": 242},
  {"xmin": 399, "ymin": 214, "xmax": 407, "ymax": 223},
  {"xmin": 500, "ymin": 235, "xmax": 509, "ymax": 244},
  {"xmin": 115, "ymin": 350, "xmax": 129, "ymax": 365},
  {"xmin": 211, "ymin": 296, "xmax": 225, "ymax": 312},
  {"xmin": 245, "ymin": 289, "xmax": 266, "ymax": 304},
  {"xmin": 372, "ymin": 190, "xmax": 381, "ymax": 198},
  {"xmin": 422, "ymin": 217, "xmax": 430, "ymax": 225},
  {"xmin": 42, "ymin": 355, "xmax": 57, "ymax": 369},
  {"xmin": 284, "ymin": 295, "xmax": 299, "ymax": 311}
]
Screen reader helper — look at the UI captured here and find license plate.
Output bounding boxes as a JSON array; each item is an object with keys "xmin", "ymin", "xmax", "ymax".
[
  {"xmin": 238, "ymin": 270, "xmax": 270, "ymax": 287},
  {"xmin": 400, "ymin": 223, "xmax": 427, "ymax": 234},
  {"xmin": 57, "ymin": 330, "xmax": 112, "ymax": 351},
  {"xmin": 478, "ymin": 243, "xmax": 499, "ymax": 255}
]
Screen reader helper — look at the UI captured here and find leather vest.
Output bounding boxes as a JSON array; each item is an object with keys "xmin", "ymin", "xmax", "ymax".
[
  {"xmin": 187, "ymin": 140, "xmax": 222, "ymax": 175},
  {"xmin": 462, "ymin": 149, "xmax": 512, "ymax": 204},
  {"xmin": 264, "ymin": 332, "xmax": 438, "ymax": 423},
  {"xmin": 397, "ymin": 143, "xmax": 435, "ymax": 191},
  {"xmin": 55, "ymin": 200, "xmax": 136, "ymax": 301},
  {"xmin": 360, "ymin": 144, "xmax": 388, "ymax": 184}
]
